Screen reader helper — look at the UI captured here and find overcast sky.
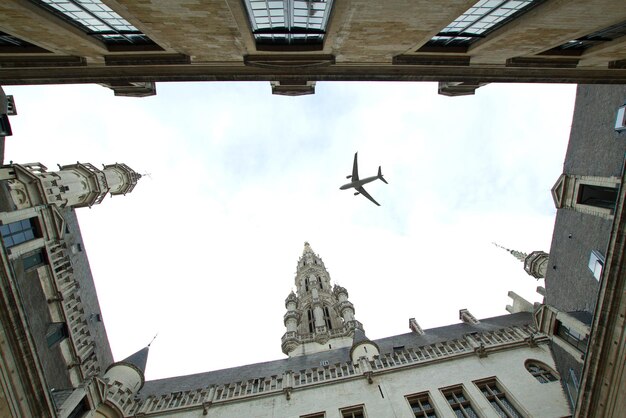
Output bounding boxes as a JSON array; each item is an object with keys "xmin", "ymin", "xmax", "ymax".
[{"xmin": 5, "ymin": 81, "xmax": 576, "ymax": 380}]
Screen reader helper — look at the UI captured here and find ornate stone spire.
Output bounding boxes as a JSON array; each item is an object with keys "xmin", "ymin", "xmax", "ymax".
[
  {"xmin": 281, "ymin": 242, "xmax": 363, "ymax": 357},
  {"xmin": 493, "ymin": 242, "xmax": 548, "ymax": 279},
  {"xmin": 493, "ymin": 243, "xmax": 527, "ymax": 262}
]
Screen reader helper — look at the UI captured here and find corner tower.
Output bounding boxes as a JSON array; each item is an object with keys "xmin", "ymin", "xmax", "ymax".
[
  {"xmin": 282, "ymin": 242, "xmax": 363, "ymax": 357},
  {"xmin": 0, "ymin": 161, "xmax": 141, "ymax": 210}
]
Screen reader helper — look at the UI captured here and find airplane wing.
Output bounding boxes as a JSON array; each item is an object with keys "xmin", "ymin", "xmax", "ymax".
[
  {"xmin": 356, "ymin": 186, "xmax": 380, "ymax": 206},
  {"xmin": 351, "ymin": 152, "xmax": 360, "ymax": 182}
]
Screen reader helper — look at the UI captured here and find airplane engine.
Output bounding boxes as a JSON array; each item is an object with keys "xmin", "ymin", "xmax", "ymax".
[
  {"xmin": 346, "ymin": 175, "xmax": 352, "ymax": 179},
  {"xmin": 354, "ymin": 192, "xmax": 360, "ymax": 195}
]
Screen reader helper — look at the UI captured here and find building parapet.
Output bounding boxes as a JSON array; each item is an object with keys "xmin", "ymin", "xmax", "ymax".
[
  {"xmin": 133, "ymin": 324, "xmax": 542, "ymax": 416},
  {"xmin": 47, "ymin": 241, "xmax": 101, "ymax": 380}
]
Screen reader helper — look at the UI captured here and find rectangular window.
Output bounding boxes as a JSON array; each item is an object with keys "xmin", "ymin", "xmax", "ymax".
[
  {"xmin": 407, "ymin": 392, "xmax": 437, "ymax": 417},
  {"xmin": 588, "ymin": 250, "xmax": 604, "ymax": 281},
  {"xmin": 32, "ymin": 0, "xmax": 154, "ymax": 45},
  {"xmin": 0, "ymin": 218, "xmax": 40, "ymax": 248},
  {"xmin": 577, "ymin": 184, "xmax": 618, "ymax": 211},
  {"xmin": 425, "ymin": 0, "xmax": 541, "ymax": 48},
  {"xmin": 243, "ymin": 0, "xmax": 334, "ymax": 47},
  {"xmin": 340, "ymin": 405, "xmax": 365, "ymax": 418},
  {"xmin": 555, "ymin": 321, "xmax": 588, "ymax": 353},
  {"xmin": 22, "ymin": 248, "xmax": 47, "ymax": 271},
  {"xmin": 476, "ymin": 379, "xmax": 522, "ymax": 418},
  {"xmin": 46, "ymin": 322, "xmax": 69, "ymax": 348},
  {"xmin": 442, "ymin": 386, "xmax": 478, "ymax": 418}
]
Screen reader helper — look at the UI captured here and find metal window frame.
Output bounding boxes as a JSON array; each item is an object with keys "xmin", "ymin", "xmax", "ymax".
[
  {"xmin": 32, "ymin": 0, "xmax": 152, "ymax": 45},
  {"xmin": 553, "ymin": 20, "xmax": 626, "ymax": 51},
  {"xmin": 428, "ymin": 0, "xmax": 542, "ymax": 47},
  {"xmin": 243, "ymin": 0, "xmax": 334, "ymax": 45}
]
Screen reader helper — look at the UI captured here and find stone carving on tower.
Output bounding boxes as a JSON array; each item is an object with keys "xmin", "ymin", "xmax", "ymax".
[
  {"xmin": 282, "ymin": 242, "xmax": 364, "ymax": 357},
  {"xmin": 494, "ymin": 243, "xmax": 548, "ymax": 279},
  {"xmin": 0, "ymin": 161, "xmax": 141, "ymax": 210}
]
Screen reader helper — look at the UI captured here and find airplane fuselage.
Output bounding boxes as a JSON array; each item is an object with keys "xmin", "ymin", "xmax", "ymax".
[{"xmin": 340, "ymin": 175, "xmax": 379, "ymax": 190}]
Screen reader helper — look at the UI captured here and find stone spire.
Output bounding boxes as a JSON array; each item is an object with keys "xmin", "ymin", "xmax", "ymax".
[
  {"xmin": 493, "ymin": 243, "xmax": 527, "ymax": 262},
  {"xmin": 0, "ymin": 161, "xmax": 141, "ymax": 210},
  {"xmin": 281, "ymin": 242, "xmax": 363, "ymax": 357},
  {"xmin": 493, "ymin": 243, "xmax": 548, "ymax": 279}
]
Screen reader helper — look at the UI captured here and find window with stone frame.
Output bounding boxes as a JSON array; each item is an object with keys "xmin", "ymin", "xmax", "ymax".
[
  {"xmin": 475, "ymin": 378, "xmax": 523, "ymax": 418},
  {"xmin": 46, "ymin": 322, "xmax": 69, "ymax": 348},
  {"xmin": 546, "ymin": 19, "xmax": 626, "ymax": 53},
  {"xmin": 576, "ymin": 184, "xmax": 618, "ymax": 211},
  {"xmin": 525, "ymin": 361, "xmax": 558, "ymax": 383},
  {"xmin": 300, "ymin": 413, "xmax": 325, "ymax": 418},
  {"xmin": 441, "ymin": 386, "xmax": 478, "ymax": 418},
  {"xmin": 243, "ymin": 0, "xmax": 334, "ymax": 48},
  {"xmin": 0, "ymin": 217, "xmax": 41, "ymax": 248},
  {"xmin": 22, "ymin": 248, "xmax": 48, "ymax": 271},
  {"xmin": 323, "ymin": 306, "xmax": 333, "ymax": 330},
  {"xmin": 555, "ymin": 320, "xmax": 588, "ymax": 353},
  {"xmin": 425, "ymin": 0, "xmax": 541, "ymax": 48},
  {"xmin": 31, "ymin": 0, "xmax": 155, "ymax": 46},
  {"xmin": 340, "ymin": 405, "xmax": 365, "ymax": 418},
  {"xmin": 407, "ymin": 392, "xmax": 438, "ymax": 417},
  {"xmin": 307, "ymin": 309, "xmax": 315, "ymax": 333}
]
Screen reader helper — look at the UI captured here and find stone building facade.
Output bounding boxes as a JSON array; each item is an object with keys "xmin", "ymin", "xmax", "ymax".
[
  {"xmin": 0, "ymin": 156, "xmax": 142, "ymax": 417},
  {"xmin": 532, "ymin": 84, "xmax": 626, "ymax": 417},
  {"xmin": 0, "ymin": 0, "xmax": 625, "ymax": 96}
]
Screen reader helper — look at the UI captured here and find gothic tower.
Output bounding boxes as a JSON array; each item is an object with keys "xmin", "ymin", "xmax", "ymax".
[
  {"xmin": 282, "ymin": 242, "xmax": 364, "ymax": 357},
  {"xmin": 0, "ymin": 161, "xmax": 141, "ymax": 210}
]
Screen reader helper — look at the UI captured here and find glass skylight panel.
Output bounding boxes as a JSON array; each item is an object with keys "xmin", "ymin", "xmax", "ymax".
[
  {"xmin": 0, "ymin": 31, "xmax": 36, "ymax": 47},
  {"xmin": 553, "ymin": 20, "xmax": 626, "ymax": 50},
  {"xmin": 34, "ymin": 0, "xmax": 151, "ymax": 44},
  {"xmin": 244, "ymin": 0, "xmax": 334, "ymax": 45},
  {"xmin": 429, "ymin": 0, "xmax": 538, "ymax": 46}
]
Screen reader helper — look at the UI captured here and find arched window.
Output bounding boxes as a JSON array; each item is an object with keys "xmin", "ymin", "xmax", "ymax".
[
  {"xmin": 307, "ymin": 309, "xmax": 315, "ymax": 333},
  {"xmin": 323, "ymin": 306, "xmax": 332, "ymax": 330},
  {"xmin": 317, "ymin": 276, "xmax": 323, "ymax": 289},
  {"xmin": 526, "ymin": 361, "xmax": 558, "ymax": 383}
]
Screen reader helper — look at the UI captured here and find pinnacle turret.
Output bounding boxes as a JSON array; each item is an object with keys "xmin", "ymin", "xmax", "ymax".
[
  {"xmin": 105, "ymin": 344, "xmax": 150, "ymax": 394},
  {"xmin": 493, "ymin": 242, "xmax": 549, "ymax": 279},
  {"xmin": 350, "ymin": 328, "xmax": 379, "ymax": 363}
]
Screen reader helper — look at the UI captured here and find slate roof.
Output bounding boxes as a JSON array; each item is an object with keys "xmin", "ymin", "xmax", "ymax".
[
  {"xmin": 550, "ymin": 342, "xmax": 583, "ymax": 411},
  {"xmin": 121, "ymin": 346, "xmax": 150, "ymax": 375},
  {"xmin": 61, "ymin": 208, "xmax": 114, "ymax": 372},
  {"xmin": 545, "ymin": 84, "xmax": 626, "ymax": 314},
  {"xmin": 139, "ymin": 312, "xmax": 532, "ymax": 398}
]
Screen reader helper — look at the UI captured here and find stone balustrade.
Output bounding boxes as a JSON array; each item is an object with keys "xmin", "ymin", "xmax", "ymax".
[{"xmin": 131, "ymin": 324, "xmax": 540, "ymax": 415}]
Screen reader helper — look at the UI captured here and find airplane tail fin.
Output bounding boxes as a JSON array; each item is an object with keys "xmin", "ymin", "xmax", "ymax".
[{"xmin": 378, "ymin": 166, "xmax": 388, "ymax": 184}]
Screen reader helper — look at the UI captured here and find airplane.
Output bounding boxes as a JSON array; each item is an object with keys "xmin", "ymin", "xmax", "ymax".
[{"xmin": 340, "ymin": 152, "xmax": 388, "ymax": 206}]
